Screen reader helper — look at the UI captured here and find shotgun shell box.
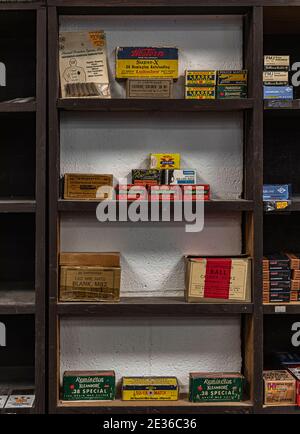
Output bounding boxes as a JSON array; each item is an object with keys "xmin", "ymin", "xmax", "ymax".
[
  {"xmin": 263, "ymin": 371, "xmax": 296, "ymax": 405},
  {"xmin": 263, "ymin": 86, "xmax": 293, "ymax": 100},
  {"xmin": 185, "ymin": 70, "xmax": 217, "ymax": 87},
  {"xmin": 185, "ymin": 87, "xmax": 215, "ymax": 100},
  {"xmin": 5, "ymin": 389, "xmax": 35, "ymax": 408},
  {"xmin": 64, "ymin": 174, "xmax": 113, "ymax": 200},
  {"xmin": 122, "ymin": 377, "xmax": 179, "ymax": 401},
  {"xmin": 288, "ymin": 368, "xmax": 300, "ymax": 406},
  {"xmin": 286, "ymin": 253, "xmax": 300, "ymax": 269},
  {"xmin": 264, "ymin": 55, "xmax": 290, "ymax": 71},
  {"xmin": 63, "ymin": 371, "xmax": 115, "ymax": 401},
  {"xmin": 126, "ymin": 78, "xmax": 173, "ymax": 99},
  {"xmin": 263, "ymin": 254, "xmax": 290, "ymax": 271},
  {"xmin": 116, "ymin": 184, "xmax": 147, "ymax": 201},
  {"xmin": 185, "ymin": 256, "xmax": 251, "ymax": 303},
  {"xmin": 150, "ymin": 154, "xmax": 180, "ymax": 170},
  {"xmin": 217, "ymin": 85, "xmax": 247, "ymax": 99},
  {"xmin": 263, "ymin": 280, "xmax": 291, "ymax": 291},
  {"xmin": 263, "ymin": 71, "xmax": 289, "ymax": 86},
  {"xmin": 189, "ymin": 373, "xmax": 244, "ymax": 403},
  {"xmin": 217, "ymin": 70, "xmax": 247, "ymax": 85},
  {"xmin": 132, "ymin": 169, "xmax": 162, "ymax": 186},
  {"xmin": 292, "ymin": 269, "xmax": 300, "ymax": 280},
  {"xmin": 263, "ymin": 184, "xmax": 291, "ymax": 201},
  {"xmin": 163, "ymin": 169, "xmax": 196, "ymax": 185},
  {"xmin": 116, "ymin": 47, "xmax": 178, "ymax": 79}
]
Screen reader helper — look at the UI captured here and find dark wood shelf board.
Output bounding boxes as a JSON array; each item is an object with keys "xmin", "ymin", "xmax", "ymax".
[
  {"xmin": 0, "ymin": 101, "xmax": 36, "ymax": 113},
  {"xmin": 259, "ymin": 405, "xmax": 300, "ymax": 414},
  {"xmin": 0, "ymin": 286, "xmax": 35, "ymax": 314},
  {"xmin": 0, "ymin": 200, "xmax": 36, "ymax": 213},
  {"xmin": 263, "ymin": 303, "xmax": 300, "ymax": 314},
  {"xmin": 57, "ymin": 297, "xmax": 253, "ymax": 316},
  {"xmin": 57, "ymin": 98, "xmax": 254, "ymax": 112}
]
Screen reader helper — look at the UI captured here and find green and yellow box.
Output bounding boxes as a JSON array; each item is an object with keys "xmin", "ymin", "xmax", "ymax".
[
  {"xmin": 189, "ymin": 372, "xmax": 244, "ymax": 402},
  {"xmin": 185, "ymin": 70, "xmax": 217, "ymax": 87},
  {"xmin": 217, "ymin": 70, "xmax": 247, "ymax": 85},
  {"xmin": 122, "ymin": 377, "xmax": 179, "ymax": 401},
  {"xmin": 62, "ymin": 371, "xmax": 115, "ymax": 401},
  {"xmin": 217, "ymin": 85, "xmax": 247, "ymax": 99},
  {"xmin": 185, "ymin": 87, "xmax": 215, "ymax": 100}
]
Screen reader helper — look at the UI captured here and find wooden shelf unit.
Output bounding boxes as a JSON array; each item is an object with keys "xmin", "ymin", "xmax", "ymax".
[{"xmin": 0, "ymin": 2, "xmax": 46, "ymax": 414}]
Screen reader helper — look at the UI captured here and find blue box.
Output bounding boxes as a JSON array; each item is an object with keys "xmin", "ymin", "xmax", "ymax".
[
  {"xmin": 263, "ymin": 85, "xmax": 293, "ymax": 100},
  {"xmin": 263, "ymin": 184, "xmax": 291, "ymax": 201}
]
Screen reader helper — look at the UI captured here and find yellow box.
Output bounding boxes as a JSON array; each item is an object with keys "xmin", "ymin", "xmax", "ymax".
[
  {"xmin": 150, "ymin": 153, "xmax": 180, "ymax": 170},
  {"xmin": 122, "ymin": 377, "xmax": 179, "ymax": 401},
  {"xmin": 185, "ymin": 86, "xmax": 215, "ymax": 100},
  {"xmin": 185, "ymin": 70, "xmax": 217, "ymax": 87}
]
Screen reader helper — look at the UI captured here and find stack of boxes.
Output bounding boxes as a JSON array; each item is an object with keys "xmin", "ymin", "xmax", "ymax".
[
  {"xmin": 286, "ymin": 253, "xmax": 300, "ymax": 302},
  {"xmin": 263, "ymin": 55, "xmax": 293, "ymax": 100},
  {"xmin": 217, "ymin": 70, "xmax": 248, "ymax": 99}
]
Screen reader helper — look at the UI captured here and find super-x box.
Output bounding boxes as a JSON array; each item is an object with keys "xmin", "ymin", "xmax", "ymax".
[{"xmin": 116, "ymin": 47, "xmax": 178, "ymax": 79}]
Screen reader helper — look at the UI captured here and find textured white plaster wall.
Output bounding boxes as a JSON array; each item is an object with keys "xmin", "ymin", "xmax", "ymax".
[{"xmin": 60, "ymin": 15, "xmax": 244, "ymax": 376}]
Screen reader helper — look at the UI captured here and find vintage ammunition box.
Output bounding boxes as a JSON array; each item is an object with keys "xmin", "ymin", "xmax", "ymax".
[
  {"xmin": 64, "ymin": 174, "xmax": 113, "ymax": 200},
  {"xmin": 217, "ymin": 70, "xmax": 247, "ymax": 85},
  {"xmin": 288, "ymin": 368, "xmax": 300, "ymax": 406},
  {"xmin": 189, "ymin": 373, "xmax": 244, "ymax": 403},
  {"xmin": 286, "ymin": 253, "xmax": 300, "ymax": 270},
  {"xmin": 263, "ymin": 280, "xmax": 291, "ymax": 291},
  {"xmin": 149, "ymin": 185, "xmax": 182, "ymax": 201},
  {"xmin": 182, "ymin": 184, "xmax": 210, "ymax": 201},
  {"xmin": 263, "ymin": 291, "xmax": 291, "ymax": 303},
  {"xmin": 5, "ymin": 389, "xmax": 35, "ymax": 408},
  {"xmin": 291, "ymin": 280, "xmax": 300, "ymax": 291},
  {"xmin": 163, "ymin": 169, "xmax": 196, "ymax": 185},
  {"xmin": 185, "ymin": 70, "xmax": 217, "ymax": 87},
  {"xmin": 263, "ymin": 270, "xmax": 291, "ymax": 281},
  {"xmin": 132, "ymin": 169, "xmax": 162, "ymax": 186},
  {"xmin": 263, "ymin": 184, "xmax": 291, "ymax": 201},
  {"xmin": 263, "ymin": 254, "xmax": 290, "ymax": 271},
  {"xmin": 116, "ymin": 184, "xmax": 148, "ymax": 201},
  {"xmin": 122, "ymin": 377, "xmax": 179, "ymax": 401},
  {"xmin": 263, "ymin": 86, "xmax": 293, "ymax": 100},
  {"xmin": 290, "ymin": 291, "xmax": 300, "ymax": 302},
  {"xmin": 63, "ymin": 371, "xmax": 115, "ymax": 401},
  {"xmin": 293, "ymin": 269, "xmax": 300, "ymax": 280},
  {"xmin": 263, "ymin": 71, "xmax": 289, "ymax": 86},
  {"xmin": 264, "ymin": 55, "xmax": 290, "ymax": 71},
  {"xmin": 60, "ymin": 252, "xmax": 120, "ymax": 268},
  {"xmin": 116, "ymin": 47, "xmax": 178, "ymax": 79},
  {"xmin": 217, "ymin": 85, "xmax": 247, "ymax": 99},
  {"xmin": 126, "ymin": 78, "xmax": 173, "ymax": 99},
  {"xmin": 185, "ymin": 87, "xmax": 215, "ymax": 100},
  {"xmin": 150, "ymin": 154, "xmax": 180, "ymax": 170},
  {"xmin": 263, "ymin": 371, "xmax": 296, "ymax": 405},
  {"xmin": 185, "ymin": 256, "xmax": 251, "ymax": 303}
]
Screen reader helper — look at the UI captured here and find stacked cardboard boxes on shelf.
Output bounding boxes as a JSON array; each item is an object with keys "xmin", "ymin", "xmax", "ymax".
[{"xmin": 263, "ymin": 55, "xmax": 293, "ymax": 100}]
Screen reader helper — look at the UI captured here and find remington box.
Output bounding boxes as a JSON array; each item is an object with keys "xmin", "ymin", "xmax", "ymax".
[
  {"xmin": 116, "ymin": 184, "xmax": 147, "ymax": 201},
  {"xmin": 63, "ymin": 371, "xmax": 115, "ymax": 401},
  {"xmin": 132, "ymin": 169, "xmax": 162, "ymax": 186},
  {"xmin": 217, "ymin": 70, "xmax": 247, "ymax": 85},
  {"xmin": 182, "ymin": 184, "xmax": 210, "ymax": 201},
  {"xmin": 150, "ymin": 153, "xmax": 180, "ymax": 170},
  {"xmin": 59, "ymin": 252, "xmax": 121, "ymax": 302},
  {"xmin": 163, "ymin": 169, "xmax": 196, "ymax": 185},
  {"xmin": 185, "ymin": 70, "xmax": 217, "ymax": 87},
  {"xmin": 64, "ymin": 174, "xmax": 113, "ymax": 200},
  {"xmin": 263, "ymin": 280, "xmax": 291, "ymax": 291},
  {"xmin": 5, "ymin": 389, "xmax": 35, "ymax": 408},
  {"xmin": 122, "ymin": 377, "xmax": 179, "ymax": 401},
  {"xmin": 263, "ymin": 184, "xmax": 291, "ymax": 201},
  {"xmin": 217, "ymin": 85, "xmax": 247, "ymax": 99},
  {"xmin": 263, "ymin": 86, "xmax": 293, "ymax": 100},
  {"xmin": 286, "ymin": 253, "xmax": 300, "ymax": 269},
  {"xmin": 185, "ymin": 256, "xmax": 251, "ymax": 302},
  {"xmin": 263, "ymin": 371, "xmax": 296, "ymax": 405},
  {"xmin": 116, "ymin": 47, "xmax": 178, "ymax": 79},
  {"xmin": 126, "ymin": 78, "xmax": 173, "ymax": 99},
  {"xmin": 263, "ymin": 270, "xmax": 291, "ymax": 281},
  {"xmin": 189, "ymin": 373, "xmax": 244, "ymax": 403},
  {"xmin": 288, "ymin": 368, "xmax": 300, "ymax": 406},
  {"xmin": 185, "ymin": 87, "xmax": 215, "ymax": 100},
  {"xmin": 263, "ymin": 254, "xmax": 290, "ymax": 271},
  {"xmin": 264, "ymin": 55, "xmax": 290, "ymax": 71},
  {"xmin": 263, "ymin": 71, "xmax": 289, "ymax": 86}
]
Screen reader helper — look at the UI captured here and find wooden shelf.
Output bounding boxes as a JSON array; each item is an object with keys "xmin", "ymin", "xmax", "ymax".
[
  {"xmin": 0, "ymin": 199, "xmax": 36, "ymax": 213},
  {"xmin": 260, "ymin": 405, "xmax": 300, "ymax": 414},
  {"xmin": 0, "ymin": 101, "xmax": 36, "ymax": 113},
  {"xmin": 0, "ymin": 284, "xmax": 35, "ymax": 315},
  {"xmin": 57, "ymin": 98, "xmax": 254, "ymax": 112},
  {"xmin": 57, "ymin": 297, "xmax": 253, "ymax": 316},
  {"xmin": 263, "ymin": 303, "xmax": 300, "ymax": 314}
]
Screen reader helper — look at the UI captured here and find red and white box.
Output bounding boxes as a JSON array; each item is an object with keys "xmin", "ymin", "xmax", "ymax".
[{"xmin": 289, "ymin": 367, "xmax": 300, "ymax": 406}]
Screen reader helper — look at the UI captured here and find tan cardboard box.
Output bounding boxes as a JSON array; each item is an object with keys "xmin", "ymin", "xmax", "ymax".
[
  {"xmin": 63, "ymin": 173, "xmax": 113, "ymax": 200},
  {"xmin": 263, "ymin": 370, "xmax": 296, "ymax": 405}
]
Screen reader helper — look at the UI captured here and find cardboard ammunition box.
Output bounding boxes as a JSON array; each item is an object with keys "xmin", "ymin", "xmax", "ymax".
[
  {"xmin": 185, "ymin": 70, "xmax": 217, "ymax": 87},
  {"xmin": 288, "ymin": 368, "xmax": 300, "ymax": 406},
  {"xmin": 116, "ymin": 184, "xmax": 148, "ymax": 201},
  {"xmin": 116, "ymin": 47, "xmax": 178, "ymax": 79},
  {"xmin": 263, "ymin": 280, "xmax": 291, "ymax": 291},
  {"xmin": 263, "ymin": 254, "xmax": 290, "ymax": 271},
  {"xmin": 185, "ymin": 256, "xmax": 251, "ymax": 303},
  {"xmin": 291, "ymin": 280, "xmax": 300, "ymax": 291},
  {"xmin": 149, "ymin": 185, "xmax": 183, "ymax": 201},
  {"xmin": 189, "ymin": 373, "xmax": 244, "ymax": 403},
  {"xmin": 64, "ymin": 174, "xmax": 113, "ymax": 200},
  {"xmin": 286, "ymin": 253, "xmax": 300, "ymax": 269},
  {"xmin": 263, "ymin": 86, "xmax": 293, "ymax": 100},
  {"xmin": 60, "ymin": 252, "xmax": 120, "ymax": 267},
  {"xmin": 132, "ymin": 169, "xmax": 162, "ymax": 186},
  {"xmin": 150, "ymin": 154, "xmax": 180, "ymax": 170},
  {"xmin": 263, "ymin": 184, "xmax": 291, "ymax": 201},
  {"xmin": 263, "ymin": 371, "xmax": 296, "ymax": 405},
  {"xmin": 293, "ymin": 269, "xmax": 300, "ymax": 280},
  {"xmin": 182, "ymin": 184, "xmax": 210, "ymax": 201},
  {"xmin": 163, "ymin": 169, "xmax": 196, "ymax": 185},
  {"xmin": 263, "ymin": 270, "xmax": 291, "ymax": 281},
  {"xmin": 290, "ymin": 291, "xmax": 300, "ymax": 302},
  {"xmin": 217, "ymin": 70, "xmax": 247, "ymax": 85},
  {"xmin": 122, "ymin": 377, "xmax": 179, "ymax": 401},
  {"xmin": 185, "ymin": 87, "xmax": 215, "ymax": 100},
  {"xmin": 217, "ymin": 85, "xmax": 247, "ymax": 99},
  {"xmin": 5, "ymin": 389, "xmax": 35, "ymax": 408},
  {"xmin": 126, "ymin": 78, "xmax": 173, "ymax": 99},
  {"xmin": 263, "ymin": 291, "xmax": 291, "ymax": 303},
  {"xmin": 264, "ymin": 55, "xmax": 290, "ymax": 71},
  {"xmin": 63, "ymin": 371, "xmax": 115, "ymax": 401},
  {"xmin": 263, "ymin": 71, "xmax": 289, "ymax": 86}
]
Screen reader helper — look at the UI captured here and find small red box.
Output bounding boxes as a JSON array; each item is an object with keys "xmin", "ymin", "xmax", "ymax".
[{"xmin": 116, "ymin": 184, "xmax": 147, "ymax": 201}]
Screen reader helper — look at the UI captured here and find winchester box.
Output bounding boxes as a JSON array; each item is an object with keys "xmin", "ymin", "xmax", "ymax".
[
  {"xmin": 116, "ymin": 47, "xmax": 178, "ymax": 79},
  {"xmin": 264, "ymin": 55, "xmax": 290, "ymax": 71},
  {"xmin": 185, "ymin": 70, "xmax": 217, "ymax": 87},
  {"xmin": 189, "ymin": 373, "xmax": 244, "ymax": 403},
  {"xmin": 217, "ymin": 70, "xmax": 247, "ymax": 85},
  {"xmin": 217, "ymin": 85, "xmax": 247, "ymax": 99},
  {"xmin": 122, "ymin": 377, "xmax": 179, "ymax": 401},
  {"xmin": 150, "ymin": 153, "xmax": 180, "ymax": 170},
  {"xmin": 263, "ymin": 71, "xmax": 289, "ymax": 86},
  {"xmin": 63, "ymin": 371, "xmax": 115, "ymax": 401},
  {"xmin": 64, "ymin": 174, "xmax": 113, "ymax": 200},
  {"xmin": 185, "ymin": 87, "xmax": 215, "ymax": 100},
  {"xmin": 185, "ymin": 256, "xmax": 251, "ymax": 302},
  {"xmin": 126, "ymin": 78, "xmax": 173, "ymax": 98},
  {"xmin": 132, "ymin": 169, "xmax": 162, "ymax": 186},
  {"xmin": 263, "ymin": 371, "xmax": 296, "ymax": 405}
]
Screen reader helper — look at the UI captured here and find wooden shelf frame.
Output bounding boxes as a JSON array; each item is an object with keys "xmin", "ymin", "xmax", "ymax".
[{"xmin": 48, "ymin": 2, "xmax": 263, "ymax": 414}]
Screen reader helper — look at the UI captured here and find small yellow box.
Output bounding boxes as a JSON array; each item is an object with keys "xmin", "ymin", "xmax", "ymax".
[
  {"xmin": 185, "ymin": 86, "xmax": 215, "ymax": 100},
  {"xmin": 150, "ymin": 153, "xmax": 180, "ymax": 170},
  {"xmin": 122, "ymin": 377, "xmax": 179, "ymax": 401}
]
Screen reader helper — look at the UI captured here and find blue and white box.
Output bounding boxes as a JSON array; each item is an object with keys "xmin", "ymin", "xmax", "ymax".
[
  {"xmin": 263, "ymin": 86, "xmax": 293, "ymax": 100},
  {"xmin": 263, "ymin": 184, "xmax": 291, "ymax": 201}
]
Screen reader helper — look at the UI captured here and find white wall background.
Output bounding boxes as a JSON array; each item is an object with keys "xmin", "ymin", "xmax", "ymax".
[{"xmin": 60, "ymin": 15, "xmax": 244, "ymax": 380}]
